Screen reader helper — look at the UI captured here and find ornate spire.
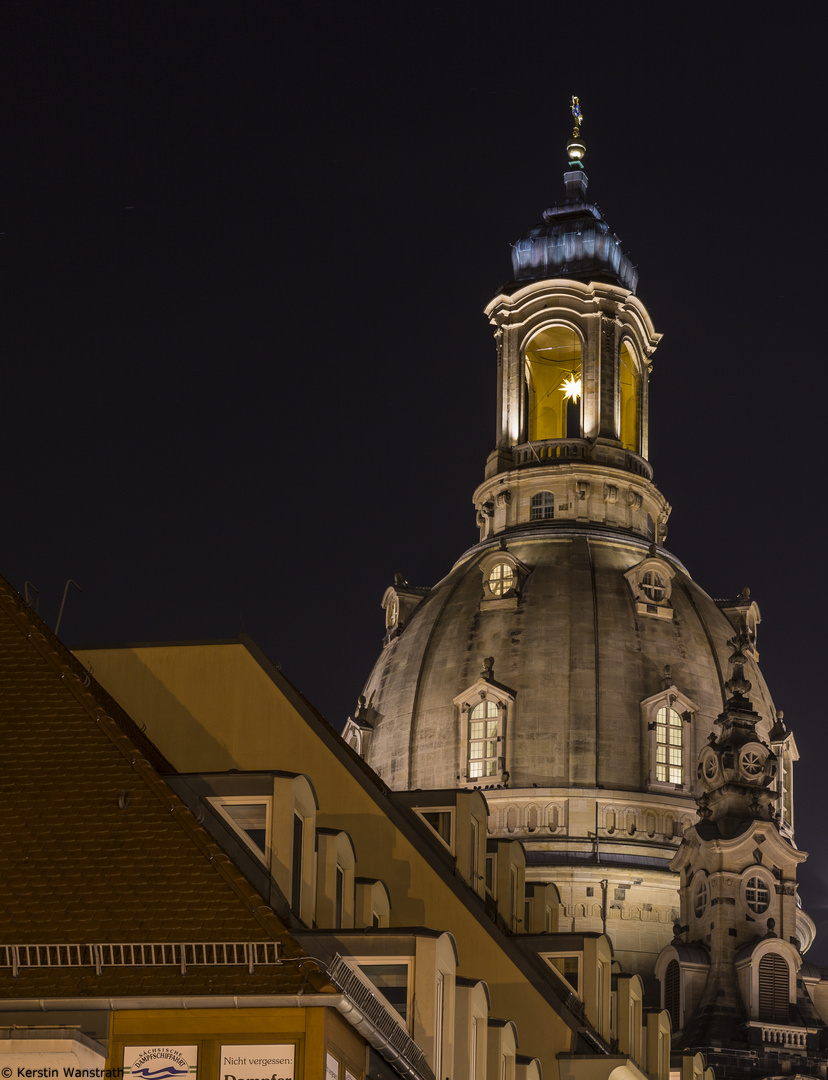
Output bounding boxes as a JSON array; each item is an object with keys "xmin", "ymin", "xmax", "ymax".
[
  {"xmin": 567, "ymin": 95, "xmax": 586, "ymax": 167},
  {"xmin": 696, "ymin": 627, "xmax": 778, "ymax": 834}
]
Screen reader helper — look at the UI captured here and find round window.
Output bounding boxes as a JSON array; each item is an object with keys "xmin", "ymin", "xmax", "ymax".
[
  {"xmin": 694, "ymin": 876, "xmax": 709, "ymax": 917},
  {"xmin": 700, "ymin": 749, "xmax": 719, "ymax": 782},
  {"xmin": 740, "ymin": 747, "xmax": 765, "ymax": 777},
  {"xmin": 745, "ymin": 875, "xmax": 770, "ymax": 913},
  {"xmin": 642, "ymin": 570, "xmax": 665, "ymax": 602},
  {"xmin": 488, "ymin": 563, "xmax": 515, "ymax": 597}
]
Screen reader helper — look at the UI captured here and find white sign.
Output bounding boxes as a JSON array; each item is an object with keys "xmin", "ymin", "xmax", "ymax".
[
  {"xmin": 123, "ymin": 1046, "xmax": 198, "ymax": 1080},
  {"xmin": 219, "ymin": 1045, "xmax": 294, "ymax": 1080},
  {"xmin": 325, "ymin": 1053, "xmax": 338, "ymax": 1080}
]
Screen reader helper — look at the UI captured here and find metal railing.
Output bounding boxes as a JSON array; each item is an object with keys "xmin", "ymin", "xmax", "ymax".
[
  {"xmin": 0, "ymin": 941, "xmax": 280, "ymax": 976},
  {"xmin": 327, "ymin": 954, "xmax": 432, "ymax": 1078}
]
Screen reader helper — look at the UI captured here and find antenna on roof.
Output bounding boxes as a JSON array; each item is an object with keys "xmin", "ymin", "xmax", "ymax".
[
  {"xmin": 24, "ymin": 581, "xmax": 39, "ymax": 613},
  {"xmin": 55, "ymin": 578, "xmax": 82, "ymax": 637}
]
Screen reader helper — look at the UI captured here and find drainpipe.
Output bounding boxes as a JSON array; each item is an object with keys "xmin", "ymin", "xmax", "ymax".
[{"xmin": 600, "ymin": 879, "xmax": 608, "ymax": 936}]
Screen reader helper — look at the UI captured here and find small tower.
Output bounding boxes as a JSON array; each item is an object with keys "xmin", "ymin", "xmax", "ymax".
[
  {"xmin": 655, "ymin": 629, "xmax": 821, "ymax": 1078},
  {"xmin": 475, "ymin": 98, "xmax": 671, "ymax": 543}
]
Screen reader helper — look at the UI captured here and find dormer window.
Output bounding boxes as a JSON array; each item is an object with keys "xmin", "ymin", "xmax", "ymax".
[
  {"xmin": 530, "ymin": 491, "xmax": 555, "ymax": 521},
  {"xmin": 655, "ymin": 707, "xmax": 684, "ymax": 784},
  {"xmin": 641, "ymin": 570, "xmax": 665, "ymax": 602},
  {"xmin": 455, "ymin": 661, "xmax": 516, "ymax": 787},
  {"xmin": 468, "ymin": 700, "xmax": 499, "ymax": 780},
  {"xmin": 488, "ymin": 563, "xmax": 514, "ymax": 597},
  {"xmin": 641, "ymin": 683, "xmax": 697, "ymax": 793},
  {"xmin": 624, "ymin": 553, "xmax": 675, "ymax": 619},
  {"xmin": 478, "ymin": 549, "xmax": 529, "ymax": 611}
]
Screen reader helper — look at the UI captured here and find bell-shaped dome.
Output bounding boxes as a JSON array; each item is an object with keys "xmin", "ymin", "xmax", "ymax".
[
  {"xmin": 361, "ymin": 532, "xmax": 776, "ymax": 812},
  {"xmin": 511, "ymin": 170, "xmax": 638, "ymax": 292}
]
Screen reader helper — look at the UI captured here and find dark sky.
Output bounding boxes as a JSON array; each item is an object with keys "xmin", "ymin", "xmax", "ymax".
[{"xmin": 2, "ymin": 4, "xmax": 828, "ymax": 957}]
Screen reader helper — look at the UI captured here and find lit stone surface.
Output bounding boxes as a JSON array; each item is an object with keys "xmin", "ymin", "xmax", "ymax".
[{"xmin": 364, "ymin": 531, "xmax": 775, "ymax": 796}]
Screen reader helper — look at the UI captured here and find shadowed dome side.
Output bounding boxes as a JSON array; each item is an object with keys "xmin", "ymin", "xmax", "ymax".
[{"xmin": 361, "ymin": 532, "xmax": 776, "ymax": 802}]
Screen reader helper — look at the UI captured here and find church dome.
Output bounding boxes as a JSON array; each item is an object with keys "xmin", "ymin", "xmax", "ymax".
[
  {"xmin": 347, "ymin": 106, "xmax": 789, "ymax": 977},
  {"xmin": 362, "ymin": 529, "xmax": 775, "ymax": 803}
]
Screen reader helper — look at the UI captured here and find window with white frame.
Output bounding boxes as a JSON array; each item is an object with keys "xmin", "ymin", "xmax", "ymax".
[
  {"xmin": 350, "ymin": 959, "xmax": 412, "ymax": 1029},
  {"xmin": 642, "ymin": 687, "xmax": 696, "ymax": 792},
  {"xmin": 207, "ymin": 796, "xmax": 271, "ymax": 860},
  {"xmin": 655, "ymin": 706, "xmax": 684, "ymax": 784},
  {"xmin": 455, "ymin": 676, "xmax": 514, "ymax": 787},
  {"xmin": 543, "ymin": 953, "xmax": 581, "ymax": 995},
  {"xmin": 468, "ymin": 699, "xmax": 500, "ymax": 779},
  {"xmin": 530, "ymin": 491, "xmax": 555, "ymax": 521}
]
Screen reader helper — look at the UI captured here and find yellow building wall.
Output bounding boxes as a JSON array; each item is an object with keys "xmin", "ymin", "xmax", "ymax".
[
  {"xmin": 109, "ymin": 1006, "xmax": 364, "ymax": 1080},
  {"xmin": 78, "ymin": 643, "xmax": 577, "ymax": 1070},
  {"xmin": 109, "ymin": 1007, "xmax": 321, "ymax": 1080}
]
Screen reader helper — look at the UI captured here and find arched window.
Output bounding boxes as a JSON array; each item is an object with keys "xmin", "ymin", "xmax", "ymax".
[
  {"xmin": 468, "ymin": 700, "xmax": 500, "ymax": 780},
  {"xmin": 664, "ymin": 959, "xmax": 681, "ymax": 1030},
  {"xmin": 655, "ymin": 707, "xmax": 684, "ymax": 784},
  {"xmin": 524, "ymin": 325, "xmax": 582, "ymax": 441},
  {"xmin": 694, "ymin": 876, "xmax": 708, "ymax": 918},
  {"xmin": 530, "ymin": 491, "xmax": 555, "ymax": 520},
  {"xmin": 619, "ymin": 340, "xmax": 640, "ymax": 453},
  {"xmin": 758, "ymin": 953, "xmax": 789, "ymax": 1022}
]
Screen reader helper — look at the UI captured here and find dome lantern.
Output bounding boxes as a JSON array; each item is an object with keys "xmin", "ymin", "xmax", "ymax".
[{"xmin": 476, "ymin": 100, "xmax": 668, "ymax": 545}]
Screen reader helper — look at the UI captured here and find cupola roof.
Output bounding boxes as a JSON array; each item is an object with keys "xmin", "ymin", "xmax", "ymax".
[{"xmin": 510, "ymin": 100, "xmax": 638, "ymax": 292}]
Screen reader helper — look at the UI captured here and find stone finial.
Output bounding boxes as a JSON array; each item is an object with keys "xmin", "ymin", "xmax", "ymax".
[
  {"xmin": 662, "ymin": 664, "xmax": 673, "ymax": 689},
  {"xmin": 481, "ymin": 656, "xmax": 495, "ymax": 681},
  {"xmin": 394, "ymin": 572, "xmax": 406, "ymax": 588}
]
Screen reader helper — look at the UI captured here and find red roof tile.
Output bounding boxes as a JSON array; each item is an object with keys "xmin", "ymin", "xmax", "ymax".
[{"xmin": 0, "ymin": 575, "xmax": 333, "ymax": 999}]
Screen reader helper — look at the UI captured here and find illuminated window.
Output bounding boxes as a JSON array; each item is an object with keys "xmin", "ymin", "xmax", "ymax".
[
  {"xmin": 619, "ymin": 340, "xmax": 640, "ymax": 453},
  {"xmin": 488, "ymin": 563, "xmax": 515, "ymax": 597},
  {"xmin": 524, "ymin": 324, "xmax": 582, "ymax": 442},
  {"xmin": 468, "ymin": 700, "xmax": 499, "ymax": 779},
  {"xmin": 745, "ymin": 876, "xmax": 770, "ymax": 914},
  {"xmin": 655, "ymin": 707, "xmax": 684, "ymax": 784},
  {"xmin": 530, "ymin": 491, "xmax": 555, "ymax": 520}
]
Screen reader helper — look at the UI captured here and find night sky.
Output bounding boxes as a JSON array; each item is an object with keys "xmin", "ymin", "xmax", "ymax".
[{"xmin": 2, "ymin": 5, "xmax": 828, "ymax": 957}]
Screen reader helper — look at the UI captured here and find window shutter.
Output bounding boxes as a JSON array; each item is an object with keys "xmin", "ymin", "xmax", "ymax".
[
  {"xmin": 665, "ymin": 959, "xmax": 681, "ymax": 1029},
  {"xmin": 758, "ymin": 953, "xmax": 789, "ymax": 1022}
]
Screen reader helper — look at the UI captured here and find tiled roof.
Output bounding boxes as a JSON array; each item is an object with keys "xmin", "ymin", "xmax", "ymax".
[{"xmin": 0, "ymin": 575, "xmax": 333, "ymax": 999}]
